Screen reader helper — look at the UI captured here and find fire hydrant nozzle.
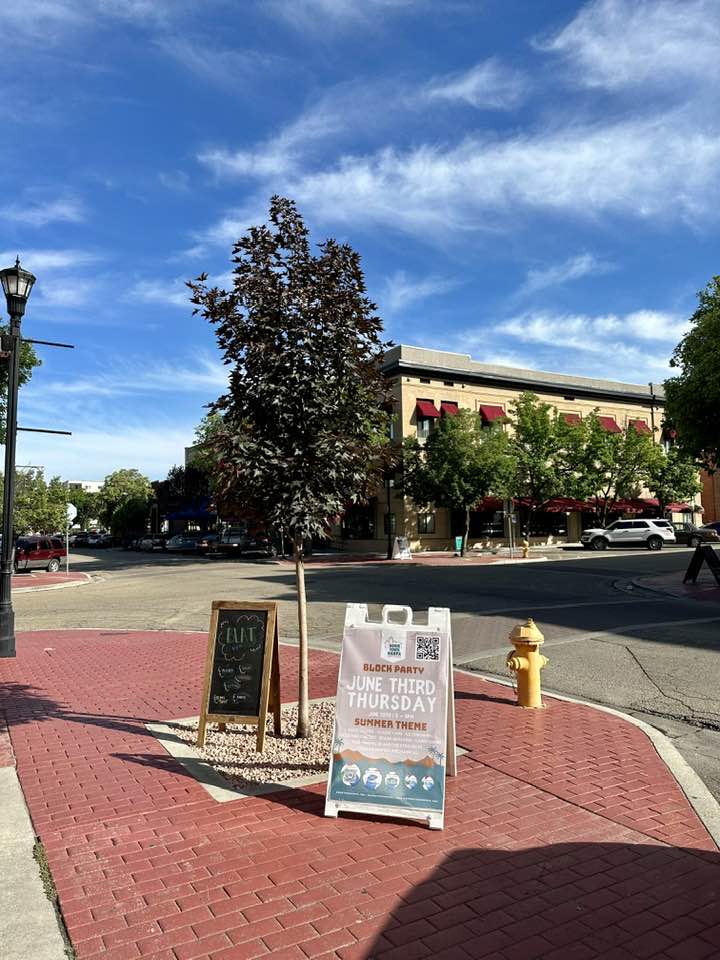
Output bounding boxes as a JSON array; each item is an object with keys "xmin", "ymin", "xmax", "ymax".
[{"xmin": 506, "ymin": 618, "xmax": 548, "ymax": 709}]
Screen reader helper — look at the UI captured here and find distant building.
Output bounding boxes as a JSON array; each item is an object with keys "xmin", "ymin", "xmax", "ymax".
[
  {"xmin": 67, "ymin": 480, "xmax": 103, "ymax": 494},
  {"xmin": 335, "ymin": 344, "xmax": 701, "ymax": 552}
]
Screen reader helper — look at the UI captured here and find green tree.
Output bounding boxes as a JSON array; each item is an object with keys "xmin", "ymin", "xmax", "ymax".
[
  {"xmin": 0, "ymin": 334, "xmax": 41, "ymax": 444},
  {"xmin": 69, "ymin": 487, "xmax": 101, "ymax": 529},
  {"xmin": 5, "ymin": 469, "xmax": 66, "ymax": 534},
  {"xmin": 402, "ymin": 410, "xmax": 516, "ymax": 556},
  {"xmin": 508, "ymin": 393, "xmax": 587, "ymax": 533},
  {"xmin": 110, "ymin": 496, "xmax": 150, "ymax": 537},
  {"xmin": 665, "ymin": 276, "xmax": 720, "ymax": 469},
  {"xmin": 99, "ymin": 469, "xmax": 152, "ymax": 528},
  {"xmin": 187, "ymin": 412, "xmax": 225, "ymax": 477},
  {"xmin": 582, "ymin": 415, "xmax": 659, "ymax": 527},
  {"xmin": 645, "ymin": 446, "xmax": 702, "ymax": 516},
  {"xmin": 189, "ymin": 196, "xmax": 392, "ymax": 738}
]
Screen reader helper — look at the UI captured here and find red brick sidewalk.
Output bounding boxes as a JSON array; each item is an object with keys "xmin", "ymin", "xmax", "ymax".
[
  {"xmin": 11, "ymin": 571, "xmax": 90, "ymax": 591},
  {"xmin": 638, "ymin": 571, "xmax": 720, "ymax": 604},
  {"xmin": 1, "ymin": 630, "xmax": 718, "ymax": 960}
]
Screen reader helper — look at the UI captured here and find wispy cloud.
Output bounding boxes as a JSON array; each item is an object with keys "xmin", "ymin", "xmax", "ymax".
[
  {"xmin": 424, "ymin": 58, "xmax": 527, "ymax": 110},
  {"xmin": 16, "ymin": 420, "xmax": 199, "ymax": 482},
  {"xmin": 156, "ymin": 37, "xmax": 276, "ymax": 91},
  {"xmin": 158, "ymin": 170, "xmax": 190, "ymax": 193},
  {"xmin": 0, "ymin": 196, "xmax": 86, "ymax": 227},
  {"xmin": 541, "ymin": 0, "xmax": 720, "ymax": 93},
  {"xmin": 383, "ymin": 271, "xmax": 458, "ymax": 313},
  {"xmin": 0, "ymin": 248, "xmax": 101, "ymax": 272},
  {"xmin": 264, "ymin": 0, "xmax": 422, "ymax": 31},
  {"xmin": 128, "ymin": 279, "xmax": 191, "ymax": 309},
  {"xmin": 497, "ymin": 308, "xmax": 686, "ymax": 354},
  {"xmin": 517, "ymin": 253, "xmax": 614, "ymax": 297}
]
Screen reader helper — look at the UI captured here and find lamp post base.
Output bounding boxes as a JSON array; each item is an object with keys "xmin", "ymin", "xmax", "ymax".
[{"xmin": 0, "ymin": 607, "xmax": 16, "ymax": 658}]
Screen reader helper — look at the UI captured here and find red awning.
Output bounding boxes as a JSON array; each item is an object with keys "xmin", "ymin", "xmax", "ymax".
[
  {"xmin": 598, "ymin": 416, "xmax": 621, "ymax": 433},
  {"xmin": 562, "ymin": 413, "xmax": 582, "ymax": 426},
  {"xmin": 415, "ymin": 400, "xmax": 440, "ymax": 419},
  {"xmin": 629, "ymin": 418, "xmax": 652, "ymax": 434},
  {"xmin": 667, "ymin": 502, "xmax": 693, "ymax": 512},
  {"xmin": 440, "ymin": 401, "xmax": 458, "ymax": 416},
  {"xmin": 478, "ymin": 404, "xmax": 506, "ymax": 423},
  {"xmin": 545, "ymin": 497, "xmax": 590, "ymax": 513}
]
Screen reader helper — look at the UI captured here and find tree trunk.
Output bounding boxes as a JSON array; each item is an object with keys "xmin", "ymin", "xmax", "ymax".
[
  {"xmin": 462, "ymin": 507, "xmax": 470, "ymax": 557},
  {"xmin": 294, "ymin": 536, "xmax": 310, "ymax": 738}
]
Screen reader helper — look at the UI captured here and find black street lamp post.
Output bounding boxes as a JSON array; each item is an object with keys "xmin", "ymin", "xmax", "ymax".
[{"xmin": 0, "ymin": 259, "xmax": 35, "ymax": 658}]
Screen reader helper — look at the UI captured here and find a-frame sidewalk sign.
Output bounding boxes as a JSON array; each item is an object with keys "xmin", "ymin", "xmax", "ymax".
[
  {"xmin": 325, "ymin": 603, "xmax": 456, "ymax": 831},
  {"xmin": 197, "ymin": 600, "xmax": 281, "ymax": 752}
]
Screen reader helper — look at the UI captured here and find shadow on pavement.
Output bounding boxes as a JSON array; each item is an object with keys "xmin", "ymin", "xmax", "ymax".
[{"xmin": 365, "ymin": 842, "xmax": 720, "ymax": 958}]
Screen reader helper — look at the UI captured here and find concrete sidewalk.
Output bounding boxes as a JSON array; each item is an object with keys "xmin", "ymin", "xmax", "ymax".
[{"xmin": 1, "ymin": 629, "xmax": 718, "ymax": 960}]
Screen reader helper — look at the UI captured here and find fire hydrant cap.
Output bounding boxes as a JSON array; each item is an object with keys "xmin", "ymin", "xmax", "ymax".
[{"xmin": 509, "ymin": 618, "xmax": 544, "ymax": 645}]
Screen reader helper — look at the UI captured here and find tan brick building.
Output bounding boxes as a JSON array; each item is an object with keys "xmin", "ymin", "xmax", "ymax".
[{"xmin": 335, "ymin": 344, "xmax": 701, "ymax": 552}]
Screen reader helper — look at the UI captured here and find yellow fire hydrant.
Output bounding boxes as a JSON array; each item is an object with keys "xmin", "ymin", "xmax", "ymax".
[
  {"xmin": 506, "ymin": 618, "xmax": 548, "ymax": 708},
  {"xmin": 521, "ymin": 538, "xmax": 530, "ymax": 559}
]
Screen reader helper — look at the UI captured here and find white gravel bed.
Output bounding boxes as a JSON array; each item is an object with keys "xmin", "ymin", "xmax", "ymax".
[{"xmin": 171, "ymin": 700, "xmax": 335, "ymax": 790}]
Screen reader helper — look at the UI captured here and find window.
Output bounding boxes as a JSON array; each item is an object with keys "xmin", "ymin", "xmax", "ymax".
[
  {"xmin": 416, "ymin": 418, "xmax": 432, "ymax": 439},
  {"xmin": 383, "ymin": 513, "xmax": 396, "ymax": 535},
  {"xmin": 443, "ymin": 381, "xmax": 455, "ymax": 387},
  {"xmin": 420, "ymin": 378, "xmax": 431, "ymax": 384},
  {"xmin": 631, "ymin": 521, "xmax": 650, "ymax": 529},
  {"xmin": 417, "ymin": 513, "xmax": 436, "ymax": 534}
]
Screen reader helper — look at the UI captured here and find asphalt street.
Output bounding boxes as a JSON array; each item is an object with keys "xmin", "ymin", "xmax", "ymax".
[{"xmin": 13, "ymin": 544, "xmax": 720, "ymax": 799}]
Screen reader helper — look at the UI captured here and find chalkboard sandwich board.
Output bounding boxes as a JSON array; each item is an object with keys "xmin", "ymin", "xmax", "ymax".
[{"xmin": 197, "ymin": 600, "xmax": 281, "ymax": 752}]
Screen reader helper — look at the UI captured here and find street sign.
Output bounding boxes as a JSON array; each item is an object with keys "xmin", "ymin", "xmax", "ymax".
[
  {"xmin": 66, "ymin": 503, "xmax": 77, "ymax": 523},
  {"xmin": 325, "ymin": 604, "xmax": 456, "ymax": 831}
]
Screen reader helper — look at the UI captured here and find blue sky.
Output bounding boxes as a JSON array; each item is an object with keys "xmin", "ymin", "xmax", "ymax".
[{"xmin": 4, "ymin": 0, "xmax": 719, "ymax": 482}]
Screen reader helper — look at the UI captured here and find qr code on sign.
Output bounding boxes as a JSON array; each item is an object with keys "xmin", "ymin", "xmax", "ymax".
[{"xmin": 415, "ymin": 635, "xmax": 440, "ymax": 661}]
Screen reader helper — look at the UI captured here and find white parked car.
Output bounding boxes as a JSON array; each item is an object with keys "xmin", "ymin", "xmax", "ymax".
[{"xmin": 581, "ymin": 519, "xmax": 676, "ymax": 551}]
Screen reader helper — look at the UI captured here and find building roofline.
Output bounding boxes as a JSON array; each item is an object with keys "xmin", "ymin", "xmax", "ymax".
[{"xmin": 382, "ymin": 344, "xmax": 665, "ymax": 407}]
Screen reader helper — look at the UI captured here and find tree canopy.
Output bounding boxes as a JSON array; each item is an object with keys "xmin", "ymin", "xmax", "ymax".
[
  {"xmin": 0, "ymin": 334, "xmax": 40, "ymax": 444},
  {"xmin": 402, "ymin": 410, "xmax": 516, "ymax": 554},
  {"xmin": 189, "ymin": 195, "xmax": 393, "ymax": 738},
  {"xmin": 665, "ymin": 276, "xmax": 720, "ymax": 469},
  {"xmin": 0, "ymin": 469, "xmax": 67, "ymax": 534},
  {"xmin": 645, "ymin": 446, "xmax": 702, "ymax": 515},
  {"xmin": 98, "ymin": 469, "xmax": 152, "ymax": 529}
]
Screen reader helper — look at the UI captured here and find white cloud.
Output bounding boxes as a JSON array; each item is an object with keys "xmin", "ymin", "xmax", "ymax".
[
  {"xmin": 424, "ymin": 58, "xmax": 527, "ymax": 110},
  {"xmin": 0, "ymin": 249, "xmax": 101, "ymax": 272},
  {"xmin": 128, "ymin": 279, "xmax": 192, "ymax": 309},
  {"xmin": 15, "ymin": 420, "xmax": 197, "ymax": 482},
  {"xmin": 158, "ymin": 171, "xmax": 190, "ymax": 193},
  {"xmin": 542, "ymin": 0, "xmax": 720, "ymax": 92},
  {"xmin": 264, "ymin": 0, "xmax": 421, "ymax": 30},
  {"xmin": 199, "ymin": 110, "xmax": 720, "ymax": 244},
  {"xmin": 383, "ymin": 271, "xmax": 458, "ymax": 313},
  {"xmin": 518, "ymin": 253, "xmax": 614, "ymax": 296},
  {"xmin": 23, "ymin": 357, "xmax": 227, "ymax": 403},
  {"xmin": 198, "ymin": 103, "xmax": 344, "ymax": 181},
  {"xmin": 0, "ymin": 196, "xmax": 86, "ymax": 227},
  {"xmin": 497, "ymin": 308, "xmax": 685, "ymax": 357},
  {"xmin": 156, "ymin": 37, "xmax": 275, "ymax": 92}
]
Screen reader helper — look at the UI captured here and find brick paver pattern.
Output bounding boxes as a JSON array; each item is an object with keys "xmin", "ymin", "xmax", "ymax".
[{"xmin": 0, "ymin": 629, "xmax": 717, "ymax": 960}]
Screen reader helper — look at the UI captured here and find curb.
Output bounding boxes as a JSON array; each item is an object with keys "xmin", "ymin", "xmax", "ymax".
[
  {"xmin": 629, "ymin": 574, "xmax": 720, "ymax": 606},
  {"xmin": 13, "ymin": 573, "xmax": 91, "ymax": 594},
  {"xmin": 456, "ymin": 666, "xmax": 720, "ymax": 849}
]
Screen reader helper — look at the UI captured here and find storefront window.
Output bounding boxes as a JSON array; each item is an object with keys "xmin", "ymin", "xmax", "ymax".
[
  {"xmin": 416, "ymin": 417, "xmax": 432, "ymax": 439},
  {"xmin": 417, "ymin": 513, "xmax": 436, "ymax": 534},
  {"xmin": 383, "ymin": 513, "xmax": 396, "ymax": 534}
]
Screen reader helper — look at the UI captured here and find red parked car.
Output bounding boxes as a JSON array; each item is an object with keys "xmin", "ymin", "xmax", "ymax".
[{"xmin": 14, "ymin": 536, "xmax": 67, "ymax": 573}]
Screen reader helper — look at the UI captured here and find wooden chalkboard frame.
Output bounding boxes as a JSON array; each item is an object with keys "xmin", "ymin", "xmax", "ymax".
[{"xmin": 196, "ymin": 600, "xmax": 281, "ymax": 752}]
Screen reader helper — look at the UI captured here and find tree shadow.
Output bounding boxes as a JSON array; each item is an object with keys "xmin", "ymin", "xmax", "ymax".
[
  {"xmin": 364, "ymin": 841, "xmax": 720, "ymax": 958},
  {"xmin": 0, "ymin": 681, "xmax": 157, "ymax": 738}
]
